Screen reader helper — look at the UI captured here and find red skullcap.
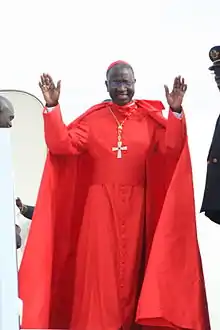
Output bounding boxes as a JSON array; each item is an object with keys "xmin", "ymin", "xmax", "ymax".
[{"xmin": 107, "ymin": 60, "xmax": 129, "ymax": 71}]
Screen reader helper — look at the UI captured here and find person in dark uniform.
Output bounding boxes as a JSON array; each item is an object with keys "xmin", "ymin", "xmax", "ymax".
[
  {"xmin": 201, "ymin": 45, "xmax": 220, "ymax": 224},
  {"xmin": 16, "ymin": 198, "xmax": 34, "ymax": 220}
]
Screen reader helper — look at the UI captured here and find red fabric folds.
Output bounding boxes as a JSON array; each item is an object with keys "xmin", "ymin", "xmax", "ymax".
[{"xmin": 19, "ymin": 100, "xmax": 210, "ymax": 330}]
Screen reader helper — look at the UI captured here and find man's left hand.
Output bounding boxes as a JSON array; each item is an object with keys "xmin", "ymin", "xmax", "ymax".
[{"xmin": 164, "ymin": 76, "xmax": 187, "ymax": 113}]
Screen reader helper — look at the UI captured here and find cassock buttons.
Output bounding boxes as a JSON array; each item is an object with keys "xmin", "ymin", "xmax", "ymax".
[{"xmin": 213, "ymin": 158, "xmax": 218, "ymax": 163}]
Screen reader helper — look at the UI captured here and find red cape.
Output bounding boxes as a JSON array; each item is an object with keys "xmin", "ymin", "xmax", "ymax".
[{"xmin": 19, "ymin": 100, "xmax": 210, "ymax": 330}]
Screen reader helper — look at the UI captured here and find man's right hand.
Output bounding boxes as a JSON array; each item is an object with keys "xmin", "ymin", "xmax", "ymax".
[{"xmin": 39, "ymin": 73, "xmax": 61, "ymax": 107}]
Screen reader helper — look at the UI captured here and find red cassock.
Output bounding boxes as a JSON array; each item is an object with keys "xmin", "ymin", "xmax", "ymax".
[{"xmin": 19, "ymin": 100, "xmax": 210, "ymax": 330}]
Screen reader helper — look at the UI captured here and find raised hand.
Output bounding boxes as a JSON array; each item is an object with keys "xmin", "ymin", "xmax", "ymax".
[
  {"xmin": 164, "ymin": 76, "xmax": 187, "ymax": 112},
  {"xmin": 39, "ymin": 73, "xmax": 61, "ymax": 107}
]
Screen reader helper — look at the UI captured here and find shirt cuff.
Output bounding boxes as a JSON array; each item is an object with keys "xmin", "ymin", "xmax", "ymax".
[
  {"xmin": 172, "ymin": 111, "xmax": 183, "ymax": 119},
  {"xmin": 44, "ymin": 106, "xmax": 55, "ymax": 113}
]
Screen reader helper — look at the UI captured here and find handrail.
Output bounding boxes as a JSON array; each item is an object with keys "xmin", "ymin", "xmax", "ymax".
[{"xmin": 0, "ymin": 89, "xmax": 44, "ymax": 107}]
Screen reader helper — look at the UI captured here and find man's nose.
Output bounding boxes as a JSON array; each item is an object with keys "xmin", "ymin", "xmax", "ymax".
[{"xmin": 117, "ymin": 83, "xmax": 127, "ymax": 92}]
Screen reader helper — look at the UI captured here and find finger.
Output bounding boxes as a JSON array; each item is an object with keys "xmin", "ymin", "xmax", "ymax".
[
  {"xmin": 45, "ymin": 74, "xmax": 55, "ymax": 88},
  {"xmin": 180, "ymin": 77, "xmax": 184, "ymax": 90},
  {"xmin": 42, "ymin": 73, "xmax": 49, "ymax": 86},
  {"xmin": 43, "ymin": 73, "xmax": 51, "ymax": 86},
  {"xmin": 41, "ymin": 74, "xmax": 49, "ymax": 87},
  {"xmin": 182, "ymin": 84, "xmax": 187, "ymax": 92},
  {"xmin": 173, "ymin": 77, "xmax": 178, "ymax": 91},
  {"xmin": 164, "ymin": 85, "xmax": 170, "ymax": 96},
  {"xmin": 39, "ymin": 81, "xmax": 49, "ymax": 92},
  {"xmin": 39, "ymin": 81, "xmax": 45, "ymax": 91},
  {"xmin": 45, "ymin": 74, "xmax": 51, "ymax": 85},
  {"xmin": 176, "ymin": 76, "xmax": 181, "ymax": 89},
  {"xmin": 172, "ymin": 77, "xmax": 176, "ymax": 88},
  {"xmin": 40, "ymin": 75, "xmax": 45, "ymax": 85},
  {"xmin": 181, "ymin": 79, "xmax": 187, "ymax": 92},
  {"xmin": 57, "ymin": 80, "xmax": 61, "ymax": 92},
  {"xmin": 47, "ymin": 74, "xmax": 54, "ymax": 83}
]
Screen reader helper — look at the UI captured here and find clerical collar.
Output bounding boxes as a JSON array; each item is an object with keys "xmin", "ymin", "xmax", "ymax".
[{"xmin": 111, "ymin": 101, "xmax": 137, "ymax": 116}]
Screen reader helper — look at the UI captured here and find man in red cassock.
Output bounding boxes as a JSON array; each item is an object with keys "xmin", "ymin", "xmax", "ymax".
[{"xmin": 19, "ymin": 61, "xmax": 210, "ymax": 330}]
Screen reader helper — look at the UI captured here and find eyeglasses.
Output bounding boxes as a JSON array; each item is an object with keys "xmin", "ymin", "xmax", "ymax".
[{"xmin": 109, "ymin": 80, "xmax": 135, "ymax": 88}]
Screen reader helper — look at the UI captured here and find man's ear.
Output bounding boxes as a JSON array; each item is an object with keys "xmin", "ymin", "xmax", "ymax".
[{"xmin": 105, "ymin": 80, "xmax": 109, "ymax": 92}]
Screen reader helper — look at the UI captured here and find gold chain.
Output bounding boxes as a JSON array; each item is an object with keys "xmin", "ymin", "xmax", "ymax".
[
  {"xmin": 108, "ymin": 106, "xmax": 137, "ymax": 158},
  {"xmin": 108, "ymin": 107, "xmax": 132, "ymax": 142}
]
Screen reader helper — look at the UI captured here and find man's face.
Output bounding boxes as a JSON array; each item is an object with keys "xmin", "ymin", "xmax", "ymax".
[
  {"xmin": 105, "ymin": 65, "xmax": 136, "ymax": 106},
  {"xmin": 0, "ymin": 108, "xmax": 14, "ymax": 128}
]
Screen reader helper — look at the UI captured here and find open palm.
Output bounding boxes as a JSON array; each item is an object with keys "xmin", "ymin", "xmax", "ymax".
[
  {"xmin": 164, "ymin": 76, "xmax": 187, "ymax": 112},
  {"xmin": 39, "ymin": 73, "xmax": 61, "ymax": 107}
]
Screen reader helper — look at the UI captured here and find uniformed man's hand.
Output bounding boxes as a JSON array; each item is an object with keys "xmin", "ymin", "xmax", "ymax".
[{"xmin": 16, "ymin": 197, "xmax": 23, "ymax": 210}]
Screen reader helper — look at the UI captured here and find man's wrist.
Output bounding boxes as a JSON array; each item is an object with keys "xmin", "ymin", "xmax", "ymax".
[
  {"xmin": 46, "ymin": 102, "xmax": 59, "ymax": 108},
  {"xmin": 170, "ymin": 106, "xmax": 183, "ymax": 113}
]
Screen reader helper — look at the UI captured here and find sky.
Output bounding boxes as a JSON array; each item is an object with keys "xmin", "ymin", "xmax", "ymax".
[{"xmin": 1, "ymin": 0, "xmax": 220, "ymax": 328}]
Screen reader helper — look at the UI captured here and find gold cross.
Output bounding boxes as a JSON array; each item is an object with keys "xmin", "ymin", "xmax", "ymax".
[{"xmin": 112, "ymin": 141, "xmax": 127, "ymax": 158}]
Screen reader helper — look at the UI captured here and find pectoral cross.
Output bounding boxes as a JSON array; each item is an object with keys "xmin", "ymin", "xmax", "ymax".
[{"xmin": 112, "ymin": 140, "xmax": 128, "ymax": 159}]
